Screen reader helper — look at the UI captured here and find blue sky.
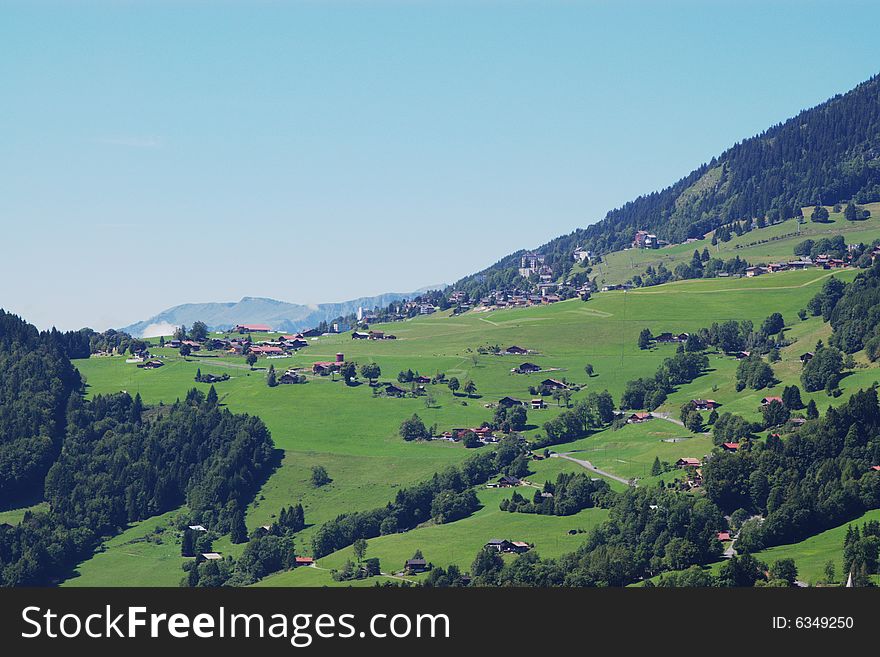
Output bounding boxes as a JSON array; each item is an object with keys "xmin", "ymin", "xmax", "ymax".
[{"xmin": 2, "ymin": 0, "xmax": 880, "ymax": 330}]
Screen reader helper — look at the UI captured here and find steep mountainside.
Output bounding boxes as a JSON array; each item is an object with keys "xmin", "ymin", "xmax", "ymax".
[{"xmin": 451, "ymin": 73, "xmax": 880, "ymax": 295}]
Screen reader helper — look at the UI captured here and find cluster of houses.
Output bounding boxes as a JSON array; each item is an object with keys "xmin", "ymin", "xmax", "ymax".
[
  {"xmin": 484, "ymin": 538, "xmax": 531, "ymax": 554},
  {"xmin": 651, "ymin": 331, "xmax": 691, "ymax": 345},
  {"xmin": 437, "ymin": 426, "xmax": 499, "ymax": 444},
  {"xmin": 351, "ymin": 330, "xmax": 397, "ymax": 340},
  {"xmin": 474, "ymin": 286, "xmax": 574, "ymax": 310},
  {"xmin": 744, "ymin": 254, "xmax": 850, "ymax": 277}
]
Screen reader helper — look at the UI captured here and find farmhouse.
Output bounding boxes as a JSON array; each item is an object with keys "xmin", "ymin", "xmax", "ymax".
[
  {"xmin": 137, "ymin": 360, "xmax": 164, "ymax": 369},
  {"xmin": 234, "ymin": 324, "xmax": 272, "ymax": 333},
  {"xmin": 250, "ymin": 345, "xmax": 284, "ymax": 356},
  {"xmin": 721, "ymin": 442, "xmax": 740, "ymax": 452},
  {"xmin": 676, "ymin": 457, "xmax": 702, "ymax": 468},
  {"xmin": 404, "ymin": 558, "xmax": 428, "ymax": 574},
  {"xmin": 530, "ymin": 398, "xmax": 547, "ymax": 410},
  {"xmin": 497, "ymin": 396, "xmax": 525, "ymax": 408},
  {"xmin": 313, "ymin": 361, "xmax": 341, "ymax": 375},
  {"xmin": 485, "ymin": 539, "xmax": 513, "ymax": 552},
  {"xmin": 800, "ymin": 352, "xmax": 814, "ymax": 363},
  {"xmin": 540, "ymin": 378, "xmax": 568, "ymax": 390},
  {"xmin": 351, "ymin": 331, "xmax": 370, "ymax": 340},
  {"xmin": 717, "ymin": 531, "xmax": 731, "ymax": 542},
  {"xmin": 627, "ymin": 412, "xmax": 653, "ymax": 424},
  {"xmin": 691, "ymin": 399, "xmax": 718, "ymax": 411},
  {"xmin": 493, "ymin": 475, "xmax": 521, "ymax": 488},
  {"xmin": 279, "ymin": 370, "xmax": 303, "ymax": 384},
  {"xmin": 504, "ymin": 345, "xmax": 529, "ymax": 355},
  {"xmin": 761, "ymin": 396, "xmax": 783, "ymax": 406},
  {"xmin": 293, "ymin": 556, "xmax": 314, "ymax": 567},
  {"xmin": 196, "ymin": 552, "xmax": 222, "ymax": 564},
  {"xmin": 513, "ymin": 362, "xmax": 542, "ymax": 374},
  {"xmin": 384, "ymin": 383, "xmax": 407, "ymax": 397}
]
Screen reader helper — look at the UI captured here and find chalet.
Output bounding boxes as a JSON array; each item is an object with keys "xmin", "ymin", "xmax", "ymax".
[
  {"xmin": 530, "ymin": 398, "xmax": 547, "ymax": 410},
  {"xmin": 300, "ymin": 328, "xmax": 323, "ymax": 338},
  {"xmin": 404, "ymin": 558, "xmax": 428, "ymax": 574},
  {"xmin": 196, "ymin": 552, "xmax": 222, "ymax": 564},
  {"xmin": 542, "ymin": 294, "xmax": 562, "ymax": 304},
  {"xmin": 721, "ymin": 442, "xmax": 740, "ymax": 452},
  {"xmin": 767, "ymin": 263, "xmax": 788, "ymax": 273},
  {"xmin": 351, "ymin": 331, "xmax": 370, "ymax": 340},
  {"xmin": 654, "ymin": 332, "xmax": 675, "ymax": 343},
  {"xmin": 676, "ymin": 457, "xmax": 702, "ymax": 468},
  {"xmin": 497, "ymin": 396, "xmax": 524, "ymax": 408},
  {"xmin": 717, "ymin": 531, "xmax": 731, "ymax": 542},
  {"xmin": 368, "ymin": 331, "xmax": 385, "ymax": 340},
  {"xmin": 745, "ymin": 266, "xmax": 764, "ymax": 277},
  {"xmin": 761, "ymin": 396, "xmax": 783, "ymax": 406},
  {"xmin": 540, "ymin": 378, "xmax": 568, "ymax": 390},
  {"xmin": 415, "ymin": 375, "xmax": 431, "ymax": 384},
  {"xmin": 312, "ymin": 361, "xmax": 341, "ymax": 375},
  {"xmin": 800, "ymin": 352, "xmax": 815, "ymax": 363},
  {"xmin": 485, "ymin": 539, "xmax": 513, "ymax": 552},
  {"xmin": 787, "ymin": 260, "xmax": 812, "ymax": 269},
  {"xmin": 494, "ymin": 475, "xmax": 521, "ymax": 488},
  {"xmin": 384, "ymin": 383, "xmax": 406, "ymax": 397},
  {"xmin": 138, "ymin": 360, "xmax": 164, "ymax": 369},
  {"xmin": 510, "ymin": 541, "xmax": 531, "ymax": 554},
  {"xmin": 691, "ymin": 399, "xmax": 718, "ymax": 411},
  {"xmin": 513, "ymin": 362, "xmax": 541, "ymax": 374},
  {"xmin": 279, "ymin": 370, "xmax": 302, "ymax": 384},
  {"xmin": 181, "ymin": 340, "xmax": 202, "ymax": 351},
  {"xmin": 234, "ymin": 324, "xmax": 272, "ymax": 333},
  {"xmin": 167, "ymin": 339, "xmax": 182, "ymax": 348},
  {"xmin": 293, "ymin": 556, "xmax": 314, "ymax": 567},
  {"xmin": 504, "ymin": 345, "xmax": 529, "ymax": 355},
  {"xmin": 734, "ymin": 351, "xmax": 751, "ymax": 360},
  {"xmin": 633, "ymin": 230, "xmax": 658, "ymax": 249},
  {"xmin": 281, "ymin": 334, "xmax": 304, "ymax": 341},
  {"xmin": 627, "ymin": 412, "xmax": 653, "ymax": 424}
]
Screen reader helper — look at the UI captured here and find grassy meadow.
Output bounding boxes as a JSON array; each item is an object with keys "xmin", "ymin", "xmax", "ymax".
[{"xmin": 64, "ymin": 262, "xmax": 871, "ymax": 586}]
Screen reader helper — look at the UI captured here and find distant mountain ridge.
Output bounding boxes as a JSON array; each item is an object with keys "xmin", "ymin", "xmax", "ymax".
[
  {"xmin": 122, "ymin": 288, "xmax": 443, "ymax": 337},
  {"xmin": 449, "ymin": 73, "xmax": 880, "ymax": 296}
]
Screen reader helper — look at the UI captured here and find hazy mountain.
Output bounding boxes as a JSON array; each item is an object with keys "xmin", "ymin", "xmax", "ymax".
[{"xmin": 122, "ymin": 288, "xmax": 443, "ymax": 337}]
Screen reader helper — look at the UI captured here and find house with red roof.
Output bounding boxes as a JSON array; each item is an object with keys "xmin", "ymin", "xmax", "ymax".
[
  {"xmin": 234, "ymin": 324, "xmax": 272, "ymax": 333},
  {"xmin": 294, "ymin": 556, "xmax": 314, "ymax": 567},
  {"xmin": 627, "ymin": 412, "xmax": 653, "ymax": 423},
  {"xmin": 676, "ymin": 457, "xmax": 702, "ymax": 468},
  {"xmin": 761, "ymin": 396, "xmax": 783, "ymax": 406},
  {"xmin": 721, "ymin": 442, "xmax": 740, "ymax": 452}
]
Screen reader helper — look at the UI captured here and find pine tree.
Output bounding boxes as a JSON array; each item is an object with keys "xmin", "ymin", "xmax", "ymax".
[
  {"xmin": 230, "ymin": 505, "xmax": 248, "ymax": 544},
  {"xmin": 181, "ymin": 529, "xmax": 195, "ymax": 557},
  {"xmin": 651, "ymin": 456, "xmax": 662, "ymax": 477},
  {"xmin": 806, "ymin": 399, "xmax": 819, "ymax": 419},
  {"xmin": 267, "ymin": 364, "xmax": 277, "ymax": 387},
  {"xmin": 206, "ymin": 385, "xmax": 218, "ymax": 407}
]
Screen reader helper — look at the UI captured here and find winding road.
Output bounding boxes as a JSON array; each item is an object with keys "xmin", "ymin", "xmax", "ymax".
[{"xmin": 550, "ymin": 453, "xmax": 635, "ymax": 487}]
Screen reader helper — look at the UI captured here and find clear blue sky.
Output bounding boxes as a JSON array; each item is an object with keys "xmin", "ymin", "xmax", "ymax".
[{"xmin": 3, "ymin": 0, "xmax": 879, "ymax": 330}]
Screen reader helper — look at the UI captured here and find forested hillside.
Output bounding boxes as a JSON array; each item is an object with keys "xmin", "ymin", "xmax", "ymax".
[
  {"xmin": 450, "ymin": 73, "xmax": 880, "ymax": 296},
  {"xmin": 0, "ymin": 310, "xmax": 81, "ymax": 503}
]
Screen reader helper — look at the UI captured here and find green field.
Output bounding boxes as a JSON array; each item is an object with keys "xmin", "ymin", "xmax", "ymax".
[
  {"xmin": 595, "ymin": 201, "xmax": 880, "ymax": 288},
  {"xmin": 62, "ymin": 262, "xmax": 870, "ymax": 586}
]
